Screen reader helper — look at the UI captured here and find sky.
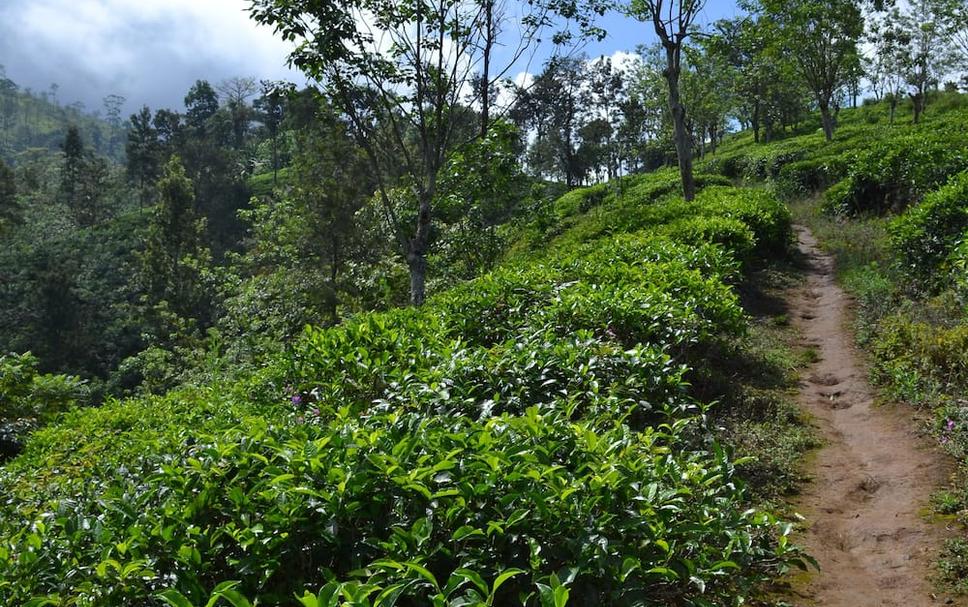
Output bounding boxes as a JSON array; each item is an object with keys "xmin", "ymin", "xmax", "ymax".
[{"xmin": 0, "ymin": 0, "xmax": 743, "ymax": 116}]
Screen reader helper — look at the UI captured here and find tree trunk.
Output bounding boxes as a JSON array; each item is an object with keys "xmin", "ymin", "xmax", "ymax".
[
  {"xmin": 911, "ymin": 91, "xmax": 924, "ymax": 124},
  {"xmin": 664, "ymin": 46, "xmax": 695, "ymax": 201},
  {"xmin": 330, "ymin": 236, "xmax": 340, "ymax": 324},
  {"xmin": 889, "ymin": 98, "xmax": 897, "ymax": 125},
  {"xmin": 819, "ymin": 100, "xmax": 834, "ymax": 142},
  {"xmin": 407, "ymin": 190, "xmax": 433, "ymax": 306}
]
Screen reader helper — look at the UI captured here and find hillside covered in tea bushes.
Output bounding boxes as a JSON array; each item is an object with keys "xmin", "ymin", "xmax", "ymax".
[{"xmin": 0, "ymin": 164, "xmax": 821, "ymax": 606}]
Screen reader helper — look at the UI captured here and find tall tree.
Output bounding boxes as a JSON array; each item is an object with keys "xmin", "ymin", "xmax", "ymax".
[
  {"xmin": 60, "ymin": 125, "xmax": 84, "ymax": 213},
  {"xmin": 138, "ymin": 156, "xmax": 211, "ymax": 324},
  {"xmin": 127, "ymin": 106, "xmax": 162, "ymax": 205},
  {"xmin": 754, "ymin": 0, "xmax": 863, "ymax": 141},
  {"xmin": 254, "ymin": 81, "xmax": 287, "ymax": 185},
  {"xmin": 867, "ymin": 11, "xmax": 910, "ymax": 123},
  {"xmin": 519, "ymin": 57, "xmax": 591, "ymax": 187},
  {"xmin": 75, "ymin": 154, "xmax": 108, "ymax": 228},
  {"xmin": 888, "ymin": 0, "xmax": 959, "ymax": 122},
  {"xmin": 628, "ymin": 0, "xmax": 705, "ymax": 201},
  {"xmin": 248, "ymin": 0, "xmax": 607, "ymax": 306},
  {"xmin": 761, "ymin": 0, "xmax": 864, "ymax": 141},
  {"xmin": 0, "ymin": 159, "xmax": 18, "ymax": 234},
  {"xmin": 953, "ymin": 2, "xmax": 968, "ymax": 73},
  {"xmin": 218, "ymin": 77, "xmax": 259, "ymax": 149},
  {"xmin": 184, "ymin": 80, "xmax": 220, "ymax": 137}
]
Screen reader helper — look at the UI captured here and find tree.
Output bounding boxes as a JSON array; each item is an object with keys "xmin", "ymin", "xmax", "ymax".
[
  {"xmin": 0, "ymin": 159, "xmax": 18, "ymax": 234},
  {"xmin": 518, "ymin": 57, "xmax": 592, "ymax": 187},
  {"xmin": 435, "ymin": 121, "xmax": 530, "ymax": 279},
  {"xmin": 867, "ymin": 11, "xmax": 910, "ymax": 123},
  {"xmin": 103, "ymin": 94, "xmax": 126, "ymax": 157},
  {"xmin": 138, "ymin": 156, "xmax": 212, "ymax": 324},
  {"xmin": 287, "ymin": 93, "xmax": 375, "ymax": 322},
  {"xmin": 618, "ymin": 53, "xmax": 670, "ymax": 171},
  {"xmin": 887, "ymin": 0, "xmax": 959, "ymax": 122},
  {"xmin": 755, "ymin": 0, "xmax": 863, "ymax": 141},
  {"xmin": 184, "ymin": 80, "xmax": 219, "ymax": 136},
  {"xmin": 952, "ymin": 2, "xmax": 968, "ymax": 72},
  {"xmin": 628, "ymin": 0, "xmax": 706, "ymax": 201},
  {"xmin": 60, "ymin": 125, "xmax": 84, "ymax": 213},
  {"xmin": 254, "ymin": 81, "xmax": 287, "ymax": 185},
  {"xmin": 126, "ymin": 106, "xmax": 162, "ymax": 205},
  {"xmin": 218, "ymin": 77, "xmax": 259, "ymax": 149},
  {"xmin": 587, "ymin": 56, "xmax": 628, "ymax": 180},
  {"xmin": 248, "ymin": 0, "xmax": 607, "ymax": 306},
  {"xmin": 681, "ymin": 42, "xmax": 735, "ymax": 156}
]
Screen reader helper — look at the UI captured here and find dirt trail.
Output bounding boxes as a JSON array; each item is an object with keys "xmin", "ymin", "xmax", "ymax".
[{"xmin": 789, "ymin": 226, "xmax": 955, "ymax": 606}]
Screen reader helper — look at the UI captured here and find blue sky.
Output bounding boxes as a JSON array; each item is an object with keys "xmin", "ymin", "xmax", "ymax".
[
  {"xmin": 0, "ymin": 0, "xmax": 743, "ymax": 115},
  {"xmin": 584, "ymin": 1, "xmax": 744, "ymax": 59}
]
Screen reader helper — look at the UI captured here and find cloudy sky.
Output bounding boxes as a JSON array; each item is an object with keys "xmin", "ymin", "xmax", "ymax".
[
  {"xmin": 0, "ymin": 0, "xmax": 303, "ymax": 113},
  {"xmin": 0, "ymin": 0, "xmax": 742, "ymax": 116}
]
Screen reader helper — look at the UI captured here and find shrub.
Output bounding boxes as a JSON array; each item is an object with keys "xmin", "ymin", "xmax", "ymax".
[
  {"xmin": 775, "ymin": 158, "xmax": 848, "ymax": 201},
  {"xmin": 826, "ymin": 123, "xmax": 968, "ymax": 216},
  {"xmin": 552, "ymin": 182, "xmax": 611, "ymax": 218},
  {"xmin": 0, "ymin": 175, "xmax": 804, "ymax": 607},
  {"xmin": 889, "ymin": 171, "xmax": 968, "ymax": 284},
  {"xmin": 694, "ymin": 187, "xmax": 792, "ymax": 257},
  {"xmin": 659, "ymin": 216, "xmax": 757, "ymax": 265},
  {"xmin": 0, "ymin": 408, "xmax": 805, "ymax": 607},
  {"xmin": 0, "ymin": 352, "xmax": 88, "ymax": 459}
]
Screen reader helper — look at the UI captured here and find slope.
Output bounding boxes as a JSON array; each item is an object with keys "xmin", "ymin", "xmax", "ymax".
[{"xmin": 0, "ymin": 168, "xmax": 814, "ymax": 606}]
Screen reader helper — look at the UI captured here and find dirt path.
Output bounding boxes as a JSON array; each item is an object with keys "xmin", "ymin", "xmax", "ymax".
[{"xmin": 789, "ymin": 225, "xmax": 955, "ymax": 606}]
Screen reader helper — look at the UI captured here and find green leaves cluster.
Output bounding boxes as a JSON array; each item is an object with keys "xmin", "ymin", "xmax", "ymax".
[
  {"xmin": 825, "ymin": 116, "xmax": 968, "ymax": 215},
  {"xmin": 0, "ymin": 352, "xmax": 88, "ymax": 457},
  {"xmin": 889, "ymin": 170, "xmax": 968, "ymax": 285},
  {"xmin": 0, "ymin": 173, "xmax": 803, "ymax": 606}
]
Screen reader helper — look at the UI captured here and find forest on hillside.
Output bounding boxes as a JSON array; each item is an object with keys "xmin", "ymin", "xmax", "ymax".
[{"xmin": 2, "ymin": 0, "xmax": 968, "ymax": 605}]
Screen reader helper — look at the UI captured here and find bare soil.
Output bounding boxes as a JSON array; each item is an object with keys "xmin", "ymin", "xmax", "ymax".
[{"xmin": 787, "ymin": 226, "xmax": 959, "ymax": 606}]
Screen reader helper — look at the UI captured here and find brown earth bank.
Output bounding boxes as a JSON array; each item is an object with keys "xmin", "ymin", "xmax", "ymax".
[{"xmin": 785, "ymin": 226, "xmax": 962, "ymax": 606}]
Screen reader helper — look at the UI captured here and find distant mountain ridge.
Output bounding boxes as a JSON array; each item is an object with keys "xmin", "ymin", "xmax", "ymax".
[{"xmin": 0, "ymin": 71, "xmax": 125, "ymax": 164}]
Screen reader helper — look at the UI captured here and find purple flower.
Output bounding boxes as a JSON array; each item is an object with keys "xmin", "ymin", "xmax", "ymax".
[
  {"xmin": 291, "ymin": 394, "xmax": 302, "ymax": 406},
  {"xmin": 311, "ymin": 407, "xmax": 320, "ymax": 417},
  {"xmin": 946, "ymin": 419, "xmax": 956, "ymax": 431}
]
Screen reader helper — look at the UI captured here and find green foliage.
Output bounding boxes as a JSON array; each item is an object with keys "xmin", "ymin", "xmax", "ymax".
[
  {"xmin": 0, "ymin": 75, "xmax": 125, "ymax": 164},
  {"xmin": 823, "ymin": 119, "xmax": 968, "ymax": 215},
  {"xmin": 508, "ymin": 170, "xmax": 773, "ymax": 260},
  {"xmin": 774, "ymin": 158, "xmax": 848, "ymax": 201},
  {"xmin": 138, "ymin": 155, "xmax": 214, "ymax": 325},
  {"xmin": 0, "ymin": 172, "xmax": 806, "ymax": 606},
  {"xmin": 0, "ymin": 158, "xmax": 18, "ymax": 232},
  {"xmin": 888, "ymin": 170, "xmax": 968, "ymax": 285},
  {"xmin": 0, "ymin": 352, "xmax": 88, "ymax": 454},
  {"xmin": 434, "ymin": 122, "xmax": 532, "ymax": 282}
]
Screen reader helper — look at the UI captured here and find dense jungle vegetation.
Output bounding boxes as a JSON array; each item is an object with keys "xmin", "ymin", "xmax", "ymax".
[{"xmin": 1, "ymin": 0, "xmax": 967, "ymax": 604}]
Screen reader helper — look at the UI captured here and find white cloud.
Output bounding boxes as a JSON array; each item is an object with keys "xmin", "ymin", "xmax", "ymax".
[{"xmin": 0, "ymin": 0, "xmax": 303, "ymax": 112}]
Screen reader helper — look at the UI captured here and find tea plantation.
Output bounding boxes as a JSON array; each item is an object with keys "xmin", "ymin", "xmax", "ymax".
[{"xmin": 0, "ymin": 172, "xmax": 812, "ymax": 605}]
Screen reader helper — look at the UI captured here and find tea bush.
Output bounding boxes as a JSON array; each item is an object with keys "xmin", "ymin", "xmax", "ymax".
[
  {"xmin": 0, "ymin": 352, "xmax": 88, "ymax": 459},
  {"xmin": 823, "ymin": 121, "xmax": 968, "ymax": 216},
  {"xmin": 889, "ymin": 171, "xmax": 968, "ymax": 285},
  {"xmin": 774, "ymin": 158, "xmax": 848, "ymax": 201},
  {"xmin": 0, "ymin": 174, "xmax": 805, "ymax": 606},
  {"xmin": 0, "ymin": 409, "xmax": 803, "ymax": 607}
]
